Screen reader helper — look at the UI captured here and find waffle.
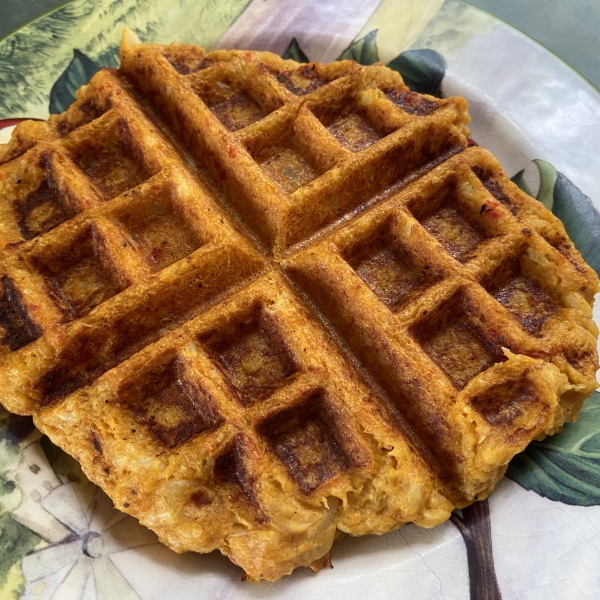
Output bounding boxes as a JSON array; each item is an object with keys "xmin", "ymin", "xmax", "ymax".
[{"xmin": 0, "ymin": 29, "xmax": 597, "ymax": 581}]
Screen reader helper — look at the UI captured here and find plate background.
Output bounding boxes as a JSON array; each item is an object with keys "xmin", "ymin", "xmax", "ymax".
[{"xmin": 0, "ymin": 1, "xmax": 599, "ymax": 599}]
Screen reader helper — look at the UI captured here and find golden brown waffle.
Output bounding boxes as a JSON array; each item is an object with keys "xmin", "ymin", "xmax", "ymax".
[{"xmin": 0, "ymin": 29, "xmax": 597, "ymax": 581}]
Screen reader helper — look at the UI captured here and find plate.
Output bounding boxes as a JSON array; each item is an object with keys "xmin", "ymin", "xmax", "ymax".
[{"xmin": 1, "ymin": 1, "xmax": 599, "ymax": 598}]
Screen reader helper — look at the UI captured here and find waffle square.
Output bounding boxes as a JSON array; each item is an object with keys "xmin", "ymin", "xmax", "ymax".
[{"xmin": 0, "ymin": 29, "xmax": 597, "ymax": 581}]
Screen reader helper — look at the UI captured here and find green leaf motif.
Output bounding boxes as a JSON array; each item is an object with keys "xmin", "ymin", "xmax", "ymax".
[
  {"xmin": 40, "ymin": 435, "xmax": 84, "ymax": 484},
  {"xmin": 509, "ymin": 169, "xmax": 533, "ymax": 197},
  {"xmin": 511, "ymin": 159, "xmax": 600, "ymax": 275},
  {"xmin": 533, "ymin": 158, "xmax": 557, "ymax": 211},
  {"xmin": 49, "ymin": 49, "xmax": 101, "ymax": 114},
  {"xmin": 0, "ymin": 410, "xmax": 42, "ymax": 597},
  {"xmin": 387, "ymin": 49, "xmax": 446, "ymax": 97},
  {"xmin": 282, "ymin": 38, "xmax": 309, "ymax": 63},
  {"xmin": 0, "ymin": 513, "xmax": 41, "ymax": 595},
  {"xmin": 552, "ymin": 171, "xmax": 600, "ymax": 275},
  {"xmin": 511, "ymin": 158, "xmax": 557, "ymax": 210},
  {"xmin": 507, "ymin": 391, "xmax": 600, "ymax": 506},
  {"xmin": 338, "ymin": 30, "xmax": 378, "ymax": 65}
]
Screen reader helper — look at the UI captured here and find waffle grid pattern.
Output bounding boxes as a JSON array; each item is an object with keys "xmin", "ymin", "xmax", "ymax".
[
  {"xmin": 285, "ymin": 146, "xmax": 598, "ymax": 495},
  {"xmin": 0, "ymin": 35, "xmax": 597, "ymax": 581}
]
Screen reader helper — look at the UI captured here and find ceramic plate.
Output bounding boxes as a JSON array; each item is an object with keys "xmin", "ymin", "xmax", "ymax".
[{"xmin": 1, "ymin": 1, "xmax": 599, "ymax": 599}]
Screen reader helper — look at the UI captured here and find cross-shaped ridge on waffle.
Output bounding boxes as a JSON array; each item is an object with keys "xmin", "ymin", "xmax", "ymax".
[{"xmin": 0, "ymin": 29, "xmax": 597, "ymax": 581}]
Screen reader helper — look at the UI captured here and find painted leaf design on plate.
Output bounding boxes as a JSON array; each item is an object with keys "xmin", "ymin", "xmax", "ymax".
[
  {"xmin": 337, "ymin": 30, "xmax": 378, "ymax": 65},
  {"xmin": 0, "ymin": 513, "xmax": 41, "ymax": 594},
  {"xmin": 552, "ymin": 171, "xmax": 600, "ymax": 275},
  {"xmin": 507, "ymin": 391, "xmax": 600, "ymax": 506},
  {"xmin": 40, "ymin": 435, "xmax": 86, "ymax": 486},
  {"xmin": 387, "ymin": 49, "xmax": 446, "ymax": 97},
  {"xmin": 533, "ymin": 159, "xmax": 557, "ymax": 211},
  {"xmin": 49, "ymin": 49, "xmax": 101, "ymax": 114},
  {"xmin": 450, "ymin": 500, "xmax": 502, "ymax": 600},
  {"xmin": 510, "ymin": 159, "xmax": 600, "ymax": 275},
  {"xmin": 511, "ymin": 159, "xmax": 556, "ymax": 210},
  {"xmin": 0, "ymin": 411, "xmax": 40, "ymax": 598},
  {"xmin": 510, "ymin": 168, "xmax": 532, "ymax": 197},
  {"xmin": 283, "ymin": 38, "xmax": 309, "ymax": 63}
]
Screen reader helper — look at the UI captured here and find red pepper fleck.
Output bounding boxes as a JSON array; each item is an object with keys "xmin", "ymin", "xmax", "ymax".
[
  {"xmin": 229, "ymin": 146, "xmax": 236, "ymax": 158},
  {"xmin": 150, "ymin": 247, "xmax": 164, "ymax": 263}
]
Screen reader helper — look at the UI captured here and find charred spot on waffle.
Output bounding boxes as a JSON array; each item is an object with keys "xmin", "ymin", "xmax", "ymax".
[
  {"xmin": 204, "ymin": 308, "xmax": 298, "ymax": 405},
  {"xmin": 189, "ymin": 489, "xmax": 213, "ymax": 507},
  {"xmin": 38, "ymin": 327, "xmax": 109, "ymax": 406},
  {"xmin": 468, "ymin": 378, "xmax": 540, "ymax": 427},
  {"xmin": 0, "ymin": 276, "xmax": 41, "ymax": 351},
  {"xmin": 38, "ymin": 253, "xmax": 263, "ymax": 405},
  {"xmin": 565, "ymin": 348, "xmax": 597, "ymax": 378},
  {"xmin": 211, "ymin": 93, "xmax": 267, "ymax": 132},
  {"xmin": 248, "ymin": 131, "xmax": 324, "ymax": 194},
  {"xmin": 541, "ymin": 231, "xmax": 591, "ymax": 278},
  {"xmin": 118, "ymin": 357, "xmax": 223, "ymax": 448},
  {"xmin": 214, "ymin": 433, "xmax": 267, "ymax": 521},
  {"xmin": 385, "ymin": 89, "xmax": 441, "ymax": 117},
  {"xmin": 412, "ymin": 182, "xmax": 489, "ymax": 262},
  {"xmin": 35, "ymin": 301, "xmax": 188, "ymax": 407},
  {"xmin": 69, "ymin": 118, "xmax": 151, "ymax": 199},
  {"xmin": 413, "ymin": 292, "xmax": 506, "ymax": 390},
  {"xmin": 33, "ymin": 223, "xmax": 129, "ymax": 320},
  {"xmin": 164, "ymin": 47, "xmax": 212, "ymax": 75},
  {"xmin": 57, "ymin": 98, "xmax": 108, "ymax": 137},
  {"xmin": 113, "ymin": 191, "xmax": 204, "ymax": 271},
  {"xmin": 38, "ymin": 316, "xmax": 155, "ymax": 407},
  {"xmin": 258, "ymin": 390, "xmax": 367, "ymax": 494},
  {"xmin": 14, "ymin": 162, "xmax": 77, "ymax": 240},
  {"xmin": 193, "ymin": 75, "xmax": 274, "ymax": 132},
  {"xmin": 344, "ymin": 219, "xmax": 440, "ymax": 309},
  {"xmin": 472, "ymin": 167, "xmax": 514, "ymax": 211},
  {"xmin": 485, "ymin": 259, "xmax": 557, "ymax": 334},
  {"xmin": 311, "ymin": 100, "xmax": 396, "ymax": 153},
  {"xmin": 90, "ymin": 430, "xmax": 103, "ymax": 454},
  {"xmin": 495, "ymin": 278, "xmax": 556, "ymax": 333},
  {"xmin": 276, "ymin": 65, "xmax": 327, "ymax": 96},
  {"xmin": 568, "ymin": 351, "xmax": 593, "ymax": 372}
]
